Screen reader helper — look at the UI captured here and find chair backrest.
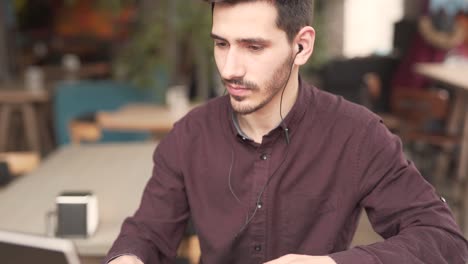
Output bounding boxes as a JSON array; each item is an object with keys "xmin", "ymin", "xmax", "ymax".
[
  {"xmin": 0, "ymin": 230, "xmax": 80, "ymax": 264},
  {"xmin": 391, "ymin": 89, "xmax": 450, "ymax": 132},
  {"xmin": 53, "ymin": 80, "xmax": 153, "ymax": 145},
  {"xmin": 320, "ymin": 56, "xmax": 399, "ymax": 113}
]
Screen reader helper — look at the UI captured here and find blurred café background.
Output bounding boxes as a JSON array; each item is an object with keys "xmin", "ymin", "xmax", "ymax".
[{"xmin": 0, "ymin": 0, "xmax": 467, "ymax": 263}]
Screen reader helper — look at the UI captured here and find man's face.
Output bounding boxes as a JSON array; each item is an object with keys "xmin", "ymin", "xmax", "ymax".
[{"xmin": 211, "ymin": 1, "xmax": 294, "ymax": 115}]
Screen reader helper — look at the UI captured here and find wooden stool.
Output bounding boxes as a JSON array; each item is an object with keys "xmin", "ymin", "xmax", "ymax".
[
  {"xmin": 0, "ymin": 152, "xmax": 40, "ymax": 175},
  {"xmin": 0, "ymin": 89, "xmax": 52, "ymax": 154},
  {"xmin": 0, "ymin": 151, "xmax": 40, "ymax": 185}
]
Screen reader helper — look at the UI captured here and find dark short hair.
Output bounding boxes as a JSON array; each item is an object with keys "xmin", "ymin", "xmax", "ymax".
[{"xmin": 206, "ymin": 0, "xmax": 313, "ymax": 43}]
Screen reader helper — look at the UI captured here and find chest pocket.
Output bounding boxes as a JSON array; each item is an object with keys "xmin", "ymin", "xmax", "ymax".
[{"xmin": 280, "ymin": 193, "xmax": 337, "ymax": 255}]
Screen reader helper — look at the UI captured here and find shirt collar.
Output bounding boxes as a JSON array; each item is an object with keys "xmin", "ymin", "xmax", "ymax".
[
  {"xmin": 231, "ymin": 112, "xmax": 252, "ymax": 141},
  {"xmin": 226, "ymin": 75, "xmax": 312, "ymax": 142}
]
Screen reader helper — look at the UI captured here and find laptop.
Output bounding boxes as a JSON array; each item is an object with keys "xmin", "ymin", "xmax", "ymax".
[{"xmin": 0, "ymin": 230, "xmax": 80, "ymax": 264}]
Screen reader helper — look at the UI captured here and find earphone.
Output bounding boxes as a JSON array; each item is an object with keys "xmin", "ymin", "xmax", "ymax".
[{"xmin": 279, "ymin": 43, "xmax": 303, "ymax": 145}]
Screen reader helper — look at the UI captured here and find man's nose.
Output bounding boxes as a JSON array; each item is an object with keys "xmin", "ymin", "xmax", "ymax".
[{"xmin": 220, "ymin": 49, "xmax": 246, "ymax": 80}]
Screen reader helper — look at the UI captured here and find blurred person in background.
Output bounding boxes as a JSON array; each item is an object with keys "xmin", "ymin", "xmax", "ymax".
[{"xmin": 392, "ymin": 0, "xmax": 468, "ymax": 90}]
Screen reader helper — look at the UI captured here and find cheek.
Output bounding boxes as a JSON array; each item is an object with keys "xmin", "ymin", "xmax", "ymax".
[
  {"xmin": 244, "ymin": 56, "xmax": 270, "ymax": 78},
  {"xmin": 213, "ymin": 51, "xmax": 225, "ymax": 72},
  {"xmin": 255, "ymin": 49, "xmax": 285, "ymax": 69},
  {"xmin": 248, "ymin": 58, "xmax": 278, "ymax": 82}
]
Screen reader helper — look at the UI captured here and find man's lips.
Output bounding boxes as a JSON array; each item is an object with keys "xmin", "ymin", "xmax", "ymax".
[{"xmin": 226, "ymin": 84, "xmax": 250, "ymax": 97}]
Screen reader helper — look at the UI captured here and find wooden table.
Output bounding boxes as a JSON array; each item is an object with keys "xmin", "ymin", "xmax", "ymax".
[
  {"xmin": 97, "ymin": 103, "xmax": 197, "ymax": 135},
  {"xmin": 415, "ymin": 63, "xmax": 468, "ymax": 231},
  {"xmin": 0, "ymin": 143, "xmax": 155, "ymax": 256}
]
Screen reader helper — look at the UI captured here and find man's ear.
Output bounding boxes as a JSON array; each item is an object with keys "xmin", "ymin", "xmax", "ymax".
[{"xmin": 294, "ymin": 26, "xmax": 315, "ymax": 66}]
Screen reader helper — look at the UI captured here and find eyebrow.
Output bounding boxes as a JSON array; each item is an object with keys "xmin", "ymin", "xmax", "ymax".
[
  {"xmin": 210, "ymin": 33, "xmax": 227, "ymax": 41},
  {"xmin": 210, "ymin": 33, "xmax": 272, "ymax": 46}
]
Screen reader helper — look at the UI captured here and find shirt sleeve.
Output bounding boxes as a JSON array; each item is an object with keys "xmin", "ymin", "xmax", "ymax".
[
  {"xmin": 104, "ymin": 126, "xmax": 190, "ymax": 264},
  {"xmin": 330, "ymin": 118, "xmax": 468, "ymax": 264}
]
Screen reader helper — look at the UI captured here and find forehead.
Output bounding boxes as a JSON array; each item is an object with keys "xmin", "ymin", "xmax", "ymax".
[{"xmin": 212, "ymin": 1, "xmax": 286, "ymax": 41}]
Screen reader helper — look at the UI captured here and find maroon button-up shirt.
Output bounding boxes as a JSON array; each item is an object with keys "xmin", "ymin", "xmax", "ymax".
[{"xmin": 106, "ymin": 79, "xmax": 468, "ymax": 263}]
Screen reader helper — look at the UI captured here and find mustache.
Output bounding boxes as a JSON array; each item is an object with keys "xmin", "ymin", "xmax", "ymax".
[{"xmin": 223, "ymin": 78, "xmax": 258, "ymax": 90}]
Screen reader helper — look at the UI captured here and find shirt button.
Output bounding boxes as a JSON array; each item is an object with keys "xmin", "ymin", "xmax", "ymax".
[
  {"xmin": 260, "ymin": 154, "xmax": 267, "ymax": 160},
  {"xmin": 441, "ymin": 196, "xmax": 447, "ymax": 203},
  {"xmin": 257, "ymin": 202, "xmax": 263, "ymax": 209},
  {"xmin": 254, "ymin": 245, "xmax": 262, "ymax": 251}
]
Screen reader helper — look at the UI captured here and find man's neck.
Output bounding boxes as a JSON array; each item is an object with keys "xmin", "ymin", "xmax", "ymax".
[{"xmin": 236, "ymin": 74, "xmax": 299, "ymax": 143}]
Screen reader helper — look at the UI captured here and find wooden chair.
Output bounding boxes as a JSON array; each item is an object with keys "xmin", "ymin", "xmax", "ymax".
[
  {"xmin": 390, "ymin": 89, "xmax": 458, "ymax": 154},
  {"xmin": 390, "ymin": 88, "xmax": 464, "ymax": 227},
  {"xmin": 361, "ymin": 72, "xmax": 401, "ymax": 132}
]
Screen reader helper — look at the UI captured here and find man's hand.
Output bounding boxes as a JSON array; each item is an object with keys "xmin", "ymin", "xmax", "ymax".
[
  {"xmin": 264, "ymin": 254, "xmax": 337, "ymax": 264},
  {"xmin": 108, "ymin": 255, "xmax": 144, "ymax": 264}
]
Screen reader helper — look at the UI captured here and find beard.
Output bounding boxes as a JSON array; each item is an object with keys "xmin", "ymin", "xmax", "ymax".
[{"xmin": 223, "ymin": 54, "xmax": 293, "ymax": 115}]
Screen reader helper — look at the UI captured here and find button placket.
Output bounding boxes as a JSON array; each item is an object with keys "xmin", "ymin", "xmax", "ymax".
[{"xmin": 250, "ymin": 147, "xmax": 271, "ymax": 258}]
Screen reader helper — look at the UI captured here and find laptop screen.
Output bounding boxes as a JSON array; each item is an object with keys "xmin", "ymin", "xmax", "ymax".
[
  {"xmin": 0, "ymin": 242, "xmax": 70, "ymax": 263},
  {"xmin": 0, "ymin": 230, "xmax": 80, "ymax": 264}
]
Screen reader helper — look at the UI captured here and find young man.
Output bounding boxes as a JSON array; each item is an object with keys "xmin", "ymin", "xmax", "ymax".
[{"xmin": 106, "ymin": 1, "xmax": 468, "ymax": 263}]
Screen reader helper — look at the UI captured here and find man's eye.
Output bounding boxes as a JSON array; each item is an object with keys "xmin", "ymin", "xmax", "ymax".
[
  {"xmin": 248, "ymin": 45, "xmax": 263, "ymax": 52},
  {"xmin": 215, "ymin": 41, "xmax": 228, "ymax": 48}
]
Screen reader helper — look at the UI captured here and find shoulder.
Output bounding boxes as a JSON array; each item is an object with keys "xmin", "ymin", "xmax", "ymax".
[
  {"xmin": 155, "ymin": 95, "xmax": 229, "ymax": 157},
  {"xmin": 311, "ymin": 86, "xmax": 381, "ymax": 130},
  {"xmin": 301, "ymin": 85, "xmax": 387, "ymax": 157},
  {"xmin": 176, "ymin": 95, "xmax": 229, "ymax": 130},
  {"xmin": 310, "ymin": 88, "xmax": 398, "ymax": 161},
  {"xmin": 159, "ymin": 95, "xmax": 230, "ymax": 148}
]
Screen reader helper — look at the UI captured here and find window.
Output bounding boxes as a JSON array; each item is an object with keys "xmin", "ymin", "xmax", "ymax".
[{"xmin": 344, "ymin": 0, "xmax": 404, "ymax": 57}]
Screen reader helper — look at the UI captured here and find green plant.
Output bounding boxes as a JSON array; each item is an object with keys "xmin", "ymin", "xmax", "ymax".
[{"xmin": 112, "ymin": 0, "xmax": 214, "ymax": 102}]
